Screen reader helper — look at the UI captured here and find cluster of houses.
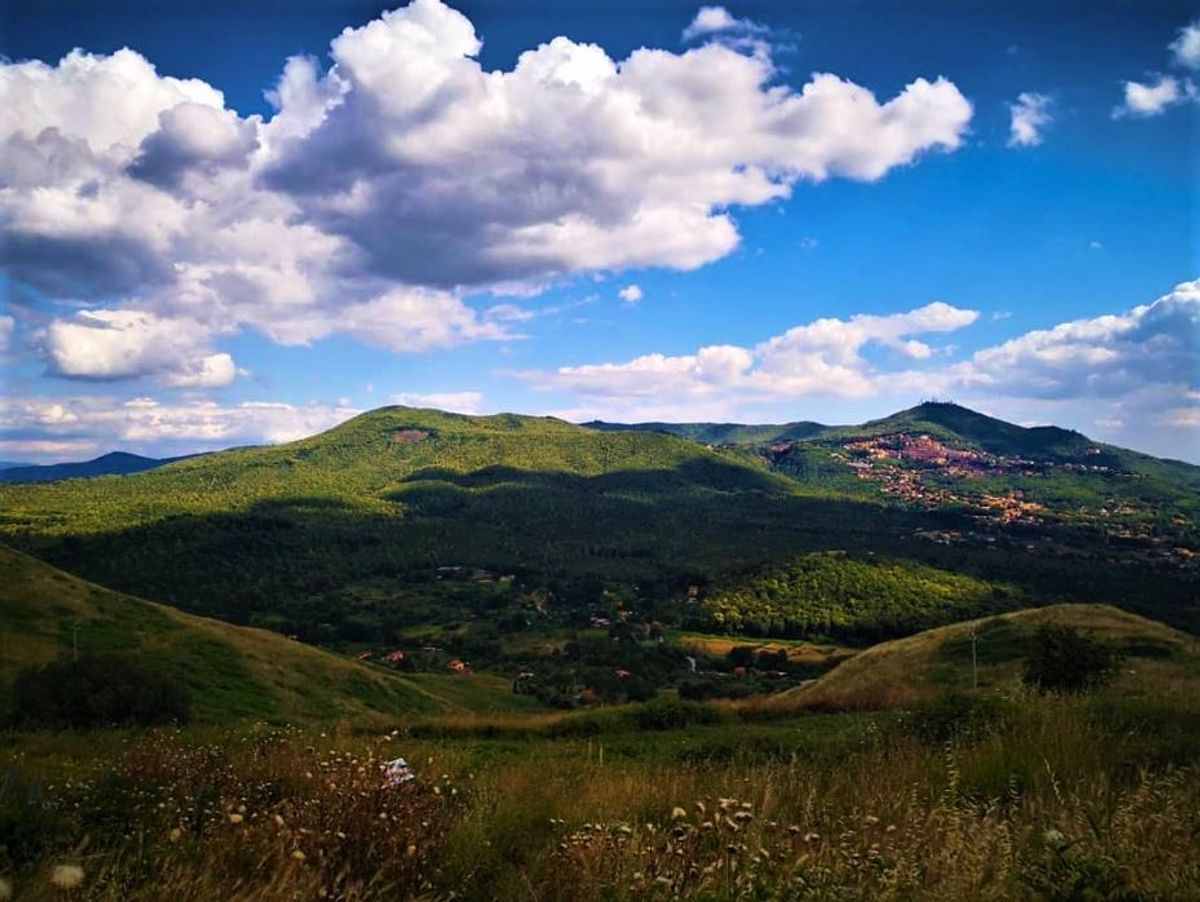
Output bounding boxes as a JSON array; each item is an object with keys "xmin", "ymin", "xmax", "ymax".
[
  {"xmin": 980, "ymin": 492, "xmax": 1046, "ymax": 523},
  {"xmin": 355, "ymin": 647, "xmax": 473, "ymax": 675},
  {"xmin": 835, "ymin": 434, "xmax": 1059, "ymax": 526},
  {"xmin": 842, "ymin": 433, "xmax": 1002, "ymax": 476}
]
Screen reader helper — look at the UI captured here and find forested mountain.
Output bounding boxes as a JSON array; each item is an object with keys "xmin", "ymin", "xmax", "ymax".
[{"xmin": 0, "ymin": 404, "xmax": 1195, "ymax": 654}]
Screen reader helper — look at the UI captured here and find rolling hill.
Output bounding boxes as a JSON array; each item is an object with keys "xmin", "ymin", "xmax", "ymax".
[
  {"xmin": 0, "ymin": 544, "xmax": 469, "ymax": 723},
  {"xmin": 0, "ymin": 404, "xmax": 1195, "ymax": 655},
  {"xmin": 782, "ymin": 603, "xmax": 1199, "ymax": 709}
]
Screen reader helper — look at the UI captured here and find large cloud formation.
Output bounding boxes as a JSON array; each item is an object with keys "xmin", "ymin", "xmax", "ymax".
[
  {"xmin": 526, "ymin": 279, "xmax": 1199, "ymax": 460},
  {"xmin": 0, "ymin": 0, "xmax": 972, "ymax": 385},
  {"xmin": 531, "ymin": 302, "xmax": 981, "ymax": 404},
  {"xmin": 954, "ymin": 279, "xmax": 1199, "ymax": 401}
]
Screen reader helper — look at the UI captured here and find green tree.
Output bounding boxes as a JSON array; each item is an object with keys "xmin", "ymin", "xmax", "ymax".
[{"xmin": 1022, "ymin": 625, "xmax": 1121, "ymax": 694}]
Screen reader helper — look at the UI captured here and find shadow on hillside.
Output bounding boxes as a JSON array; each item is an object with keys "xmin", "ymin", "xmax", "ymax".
[
  {"xmin": 5, "ymin": 455, "xmax": 1195, "ymax": 636},
  {"xmin": 395, "ymin": 457, "xmax": 790, "ymax": 495}
]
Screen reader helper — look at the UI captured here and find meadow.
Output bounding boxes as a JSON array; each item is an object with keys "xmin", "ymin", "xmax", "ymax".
[{"xmin": 3, "ymin": 681, "xmax": 1199, "ymax": 901}]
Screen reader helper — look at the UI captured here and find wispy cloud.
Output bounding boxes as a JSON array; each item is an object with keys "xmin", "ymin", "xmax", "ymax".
[{"xmin": 1007, "ymin": 92, "xmax": 1052, "ymax": 147}]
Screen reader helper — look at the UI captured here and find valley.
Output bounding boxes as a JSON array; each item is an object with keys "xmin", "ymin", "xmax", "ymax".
[{"xmin": 2, "ymin": 402, "xmax": 1197, "ymax": 899}]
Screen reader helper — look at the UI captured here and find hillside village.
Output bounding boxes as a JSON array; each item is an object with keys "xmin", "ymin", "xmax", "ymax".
[{"xmin": 815, "ymin": 432, "xmax": 1198, "ymax": 572}]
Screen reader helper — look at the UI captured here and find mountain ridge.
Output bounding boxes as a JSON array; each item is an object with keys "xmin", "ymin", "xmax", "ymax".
[{"xmin": 0, "ymin": 450, "xmax": 204, "ymax": 484}]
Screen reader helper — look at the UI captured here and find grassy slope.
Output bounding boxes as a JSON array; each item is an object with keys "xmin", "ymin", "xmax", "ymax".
[
  {"xmin": 784, "ymin": 603, "xmax": 1199, "ymax": 708},
  {"xmin": 0, "ymin": 544, "xmax": 500, "ymax": 723}
]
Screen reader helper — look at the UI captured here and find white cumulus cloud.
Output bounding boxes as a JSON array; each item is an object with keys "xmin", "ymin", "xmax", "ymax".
[
  {"xmin": 952, "ymin": 279, "xmax": 1200, "ymax": 400},
  {"xmin": 618, "ymin": 284, "xmax": 644, "ymax": 304},
  {"xmin": 531, "ymin": 301, "xmax": 979, "ymax": 403},
  {"xmin": 682, "ymin": 6, "xmax": 768, "ymax": 43},
  {"xmin": 1113, "ymin": 74, "xmax": 1196, "ymax": 117},
  {"xmin": 43, "ymin": 310, "xmax": 238, "ymax": 387},
  {"xmin": 1170, "ymin": 20, "xmax": 1200, "ymax": 69},
  {"xmin": 0, "ymin": 0, "xmax": 974, "ymax": 386}
]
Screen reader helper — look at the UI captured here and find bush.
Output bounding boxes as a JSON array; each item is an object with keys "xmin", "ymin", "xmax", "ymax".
[
  {"xmin": 9, "ymin": 654, "xmax": 191, "ymax": 729},
  {"xmin": 1023, "ymin": 625, "xmax": 1121, "ymax": 695},
  {"xmin": 632, "ymin": 698, "xmax": 721, "ymax": 731}
]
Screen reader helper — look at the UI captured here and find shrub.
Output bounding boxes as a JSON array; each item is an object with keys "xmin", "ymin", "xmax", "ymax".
[
  {"xmin": 631, "ymin": 697, "xmax": 721, "ymax": 731},
  {"xmin": 9, "ymin": 654, "xmax": 191, "ymax": 729},
  {"xmin": 1023, "ymin": 625, "xmax": 1122, "ymax": 694}
]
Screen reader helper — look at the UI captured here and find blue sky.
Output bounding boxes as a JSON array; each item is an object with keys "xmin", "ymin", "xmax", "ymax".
[{"xmin": 1, "ymin": 0, "xmax": 1197, "ymax": 462}]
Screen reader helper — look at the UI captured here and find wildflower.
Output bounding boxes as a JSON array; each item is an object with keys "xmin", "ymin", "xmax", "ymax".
[
  {"xmin": 50, "ymin": 864, "xmax": 85, "ymax": 890},
  {"xmin": 804, "ymin": 832, "xmax": 820, "ymax": 843},
  {"xmin": 1043, "ymin": 828, "xmax": 1066, "ymax": 845},
  {"xmin": 168, "ymin": 828, "xmax": 182, "ymax": 842},
  {"xmin": 406, "ymin": 844, "xmax": 417, "ymax": 857},
  {"xmin": 228, "ymin": 813, "xmax": 244, "ymax": 824},
  {"xmin": 273, "ymin": 814, "xmax": 286, "ymax": 827},
  {"xmin": 864, "ymin": 815, "xmax": 879, "ymax": 826},
  {"xmin": 290, "ymin": 850, "xmax": 307, "ymax": 862},
  {"xmin": 671, "ymin": 806, "xmax": 688, "ymax": 820}
]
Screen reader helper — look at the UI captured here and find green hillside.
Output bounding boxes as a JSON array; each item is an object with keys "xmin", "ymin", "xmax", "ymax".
[
  {"xmin": 0, "ymin": 404, "xmax": 1195, "ymax": 653},
  {"xmin": 0, "ymin": 544, "xmax": 462, "ymax": 723},
  {"xmin": 783, "ymin": 603, "xmax": 1200, "ymax": 709},
  {"xmin": 0, "ymin": 407, "xmax": 924, "ymax": 636}
]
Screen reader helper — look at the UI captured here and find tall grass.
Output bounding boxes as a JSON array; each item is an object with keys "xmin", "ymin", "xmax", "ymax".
[{"xmin": 2, "ymin": 690, "xmax": 1198, "ymax": 900}]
